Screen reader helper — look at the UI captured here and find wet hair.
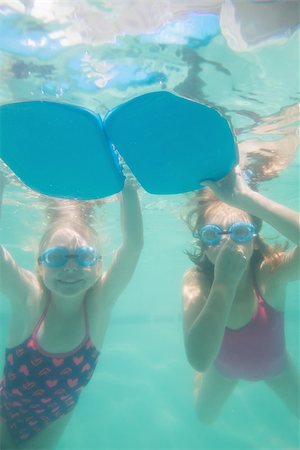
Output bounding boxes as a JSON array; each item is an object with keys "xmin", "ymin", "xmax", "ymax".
[
  {"xmin": 38, "ymin": 200, "xmax": 100, "ymax": 256},
  {"xmin": 183, "ymin": 188, "xmax": 286, "ymax": 277}
]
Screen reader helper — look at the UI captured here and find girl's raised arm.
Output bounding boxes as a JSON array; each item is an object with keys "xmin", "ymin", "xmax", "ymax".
[
  {"xmin": 0, "ymin": 172, "xmax": 33, "ymax": 303},
  {"xmin": 101, "ymin": 177, "xmax": 143, "ymax": 303}
]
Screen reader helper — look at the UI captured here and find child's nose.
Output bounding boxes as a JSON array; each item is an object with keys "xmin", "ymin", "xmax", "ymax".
[
  {"xmin": 63, "ymin": 257, "xmax": 79, "ymax": 271},
  {"xmin": 220, "ymin": 235, "xmax": 230, "ymax": 244}
]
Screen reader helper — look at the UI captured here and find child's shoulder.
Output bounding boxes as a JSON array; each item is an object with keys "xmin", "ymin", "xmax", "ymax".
[
  {"xmin": 184, "ymin": 266, "xmax": 201, "ymax": 281},
  {"xmin": 183, "ymin": 266, "xmax": 211, "ymax": 290},
  {"xmin": 254, "ymin": 255, "xmax": 291, "ymax": 311}
]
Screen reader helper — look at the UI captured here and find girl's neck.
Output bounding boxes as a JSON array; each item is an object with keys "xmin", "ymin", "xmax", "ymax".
[{"xmin": 48, "ymin": 292, "xmax": 85, "ymax": 317}]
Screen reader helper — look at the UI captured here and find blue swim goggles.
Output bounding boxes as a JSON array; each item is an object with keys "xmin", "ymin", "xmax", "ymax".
[
  {"xmin": 196, "ymin": 222, "xmax": 257, "ymax": 246},
  {"xmin": 38, "ymin": 246, "xmax": 102, "ymax": 268}
]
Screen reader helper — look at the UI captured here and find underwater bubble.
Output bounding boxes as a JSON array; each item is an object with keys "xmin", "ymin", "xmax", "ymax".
[{"xmin": 40, "ymin": 80, "xmax": 70, "ymax": 97}]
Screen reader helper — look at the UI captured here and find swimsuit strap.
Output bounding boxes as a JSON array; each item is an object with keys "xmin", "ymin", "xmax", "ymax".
[
  {"xmin": 32, "ymin": 297, "xmax": 90, "ymax": 341},
  {"xmin": 253, "ymin": 285, "xmax": 264, "ymax": 306},
  {"xmin": 83, "ymin": 297, "xmax": 90, "ymax": 337},
  {"xmin": 254, "ymin": 281, "xmax": 266, "ymax": 305},
  {"xmin": 251, "ymin": 267, "xmax": 264, "ymax": 306},
  {"xmin": 32, "ymin": 297, "xmax": 51, "ymax": 339}
]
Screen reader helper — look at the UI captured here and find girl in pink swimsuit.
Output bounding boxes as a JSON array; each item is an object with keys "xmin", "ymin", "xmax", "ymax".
[
  {"xmin": 182, "ymin": 166, "xmax": 299, "ymax": 423},
  {"xmin": 0, "ymin": 172, "xmax": 143, "ymax": 449}
]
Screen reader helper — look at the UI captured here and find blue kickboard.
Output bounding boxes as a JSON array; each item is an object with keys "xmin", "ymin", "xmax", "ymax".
[
  {"xmin": 104, "ymin": 91, "xmax": 238, "ymax": 194},
  {"xmin": 0, "ymin": 101, "xmax": 124, "ymax": 199}
]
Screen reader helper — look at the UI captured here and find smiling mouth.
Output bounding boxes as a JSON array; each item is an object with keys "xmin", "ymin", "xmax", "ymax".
[{"xmin": 58, "ymin": 279, "xmax": 82, "ymax": 285}]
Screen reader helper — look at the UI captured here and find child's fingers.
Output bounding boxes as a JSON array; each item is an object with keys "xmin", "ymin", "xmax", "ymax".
[
  {"xmin": 201, "ymin": 179, "xmax": 215, "ymax": 188},
  {"xmin": 221, "ymin": 239, "xmax": 248, "ymax": 260}
]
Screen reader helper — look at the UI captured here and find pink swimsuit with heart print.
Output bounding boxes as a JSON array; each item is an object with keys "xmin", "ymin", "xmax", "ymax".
[{"xmin": 0, "ymin": 299, "xmax": 100, "ymax": 443}]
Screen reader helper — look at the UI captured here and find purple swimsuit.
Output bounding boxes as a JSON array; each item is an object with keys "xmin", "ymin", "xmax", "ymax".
[
  {"xmin": 214, "ymin": 288, "xmax": 288, "ymax": 380},
  {"xmin": 0, "ymin": 300, "xmax": 100, "ymax": 443}
]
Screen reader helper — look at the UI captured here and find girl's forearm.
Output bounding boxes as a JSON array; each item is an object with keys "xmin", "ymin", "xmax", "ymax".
[
  {"xmin": 120, "ymin": 184, "xmax": 143, "ymax": 250},
  {"xmin": 186, "ymin": 283, "xmax": 235, "ymax": 372},
  {"xmin": 237, "ymin": 190, "xmax": 300, "ymax": 245}
]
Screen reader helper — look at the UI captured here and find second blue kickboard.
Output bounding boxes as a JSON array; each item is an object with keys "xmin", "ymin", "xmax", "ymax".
[
  {"xmin": 0, "ymin": 101, "xmax": 124, "ymax": 199},
  {"xmin": 105, "ymin": 91, "xmax": 238, "ymax": 194}
]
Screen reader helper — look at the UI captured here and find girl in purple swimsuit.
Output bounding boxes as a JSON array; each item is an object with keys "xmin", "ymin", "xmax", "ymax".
[
  {"xmin": 182, "ymin": 166, "xmax": 299, "ymax": 423},
  {"xmin": 0, "ymin": 171, "xmax": 143, "ymax": 449}
]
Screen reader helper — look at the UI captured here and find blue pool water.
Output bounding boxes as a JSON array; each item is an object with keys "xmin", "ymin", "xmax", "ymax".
[{"xmin": 0, "ymin": 1, "xmax": 299, "ymax": 449}]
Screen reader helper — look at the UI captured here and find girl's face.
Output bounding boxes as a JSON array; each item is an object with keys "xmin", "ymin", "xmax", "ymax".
[
  {"xmin": 201, "ymin": 206, "xmax": 256, "ymax": 265},
  {"xmin": 38, "ymin": 228, "xmax": 102, "ymax": 298}
]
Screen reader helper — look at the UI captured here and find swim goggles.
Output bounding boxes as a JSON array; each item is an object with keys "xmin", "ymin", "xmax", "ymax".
[
  {"xmin": 196, "ymin": 222, "xmax": 257, "ymax": 246},
  {"xmin": 38, "ymin": 246, "xmax": 102, "ymax": 268}
]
